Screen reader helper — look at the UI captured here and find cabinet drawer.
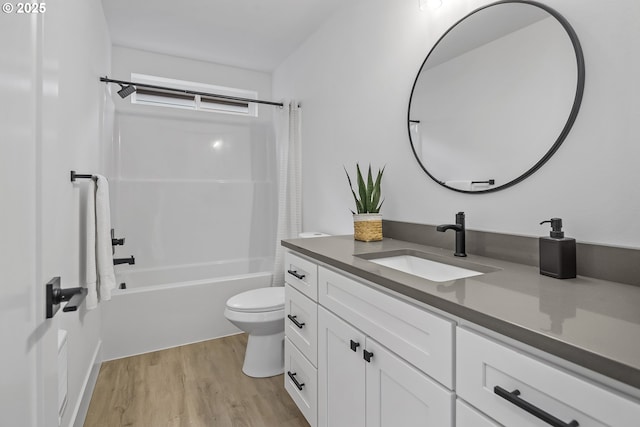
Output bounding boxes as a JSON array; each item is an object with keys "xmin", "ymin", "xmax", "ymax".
[
  {"xmin": 285, "ymin": 337, "xmax": 317, "ymax": 427},
  {"xmin": 285, "ymin": 252, "xmax": 318, "ymax": 301},
  {"xmin": 457, "ymin": 328, "xmax": 640, "ymax": 427},
  {"xmin": 285, "ymin": 284, "xmax": 318, "ymax": 367},
  {"xmin": 319, "ymin": 266, "xmax": 454, "ymax": 388},
  {"xmin": 456, "ymin": 399, "xmax": 500, "ymax": 427}
]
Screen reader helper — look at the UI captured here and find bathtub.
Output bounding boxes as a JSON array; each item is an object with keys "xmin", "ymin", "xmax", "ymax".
[{"xmin": 101, "ymin": 264, "xmax": 273, "ymax": 361}]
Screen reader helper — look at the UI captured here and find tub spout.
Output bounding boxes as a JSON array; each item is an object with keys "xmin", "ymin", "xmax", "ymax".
[{"xmin": 113, "ymin": 256, "xmax": 135, "ymax": 265}]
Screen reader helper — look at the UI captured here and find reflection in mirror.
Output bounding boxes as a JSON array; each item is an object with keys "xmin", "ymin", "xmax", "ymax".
[{"xmin": 408, "ymin": 1, "xmax": 584, "ymax": 193}]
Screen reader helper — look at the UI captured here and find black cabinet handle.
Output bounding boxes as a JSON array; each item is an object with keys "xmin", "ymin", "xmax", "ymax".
[
  {"xmin": 287, "ymin": 314, "xmax": 305, "ymax": 329},
  {"xmin": 287, "ymin": 269, "xmax": 306, "ymax": 280},
  {"xmin": 494, "ymin": 386, "xmax": 579, "ymax": 427},
  {"xmin": 363, "ymin": 350, "xmax": 374, "ymax": 363},
  {"xmin": 287, "ymin": 371, "xmax": 305, "ymax": 391},
  {"xmin": 350, "ymin": 340, "xmax": 360, "ymax": 352}
]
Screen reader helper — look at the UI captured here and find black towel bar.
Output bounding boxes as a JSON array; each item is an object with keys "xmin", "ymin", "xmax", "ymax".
[
  {"xmin": 471, "ymin": 179, "xmax": 495, "ymax": 185},
  {"xmin": 70, "ymin": 170, "xmax": 97, "ymax": 182}
]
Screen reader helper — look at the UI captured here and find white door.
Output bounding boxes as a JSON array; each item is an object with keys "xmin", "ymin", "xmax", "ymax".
[
  {"xmin": 365, "ymin": 338, "xmax": 454, "ymax": 427},
  {"xmin": 318, "ymin": 307, "xmax": 366, "ymax": 427},
  {"xmin": 0, "ymin": 11, "xmax": 59, "ymax": 427}
]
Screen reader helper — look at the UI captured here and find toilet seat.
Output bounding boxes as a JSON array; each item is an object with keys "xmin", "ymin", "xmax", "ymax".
[{"xmin": 225, "ymin": 287, "xmax": 284, "ymax": 313}]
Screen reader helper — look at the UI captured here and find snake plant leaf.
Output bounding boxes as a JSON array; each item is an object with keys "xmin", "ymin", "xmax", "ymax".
[
  {"xmin": 346, "ymin": 163, "xmax": 384, "ymax": 214},
  {"xmin": 345, "ymin": 166, "xmax": 364, "ymax": 213},
  {"xmin": 372, "ymin": 199, "xmax": 385, "ymax": 214},
  {"xmin": 356, "ymin": 164, "xmax": 369, "ymax": 213},
  {"xmin": 366, "ymin": 165, "xmax": 374, "ymax": 210},
  {"xmin": 370, "ymin": 166, "xmax": 384, "ymax": 212}
]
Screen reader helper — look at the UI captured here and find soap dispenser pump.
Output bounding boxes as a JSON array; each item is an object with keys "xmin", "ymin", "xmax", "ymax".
[{"xmin": 539, "ymin": 218, "xmax": 576, "ymax": 279}]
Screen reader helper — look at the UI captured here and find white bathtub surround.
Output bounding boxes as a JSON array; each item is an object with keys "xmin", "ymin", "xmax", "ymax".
[
  {"xmin": 272, "ymin": 101, "xmax": 302, "ymax": 287},
  {"xmin": 95, "ymin": 175, "xmax": 117, "ymax": 300}
]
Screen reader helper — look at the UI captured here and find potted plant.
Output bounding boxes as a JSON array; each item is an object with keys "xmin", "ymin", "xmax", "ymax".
[{"xmin": 345, "ymin": 164, "xmax": 384, "ymax": 242}]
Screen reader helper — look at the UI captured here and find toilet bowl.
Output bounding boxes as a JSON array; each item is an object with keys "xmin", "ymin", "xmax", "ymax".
[{"xmin": 224, "ymin": 286, "xmax": 285, "ymax": 378}]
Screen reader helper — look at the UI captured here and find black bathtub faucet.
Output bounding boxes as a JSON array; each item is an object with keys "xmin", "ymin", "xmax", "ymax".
[{"xmin": 436, "ymin": 212, "xmax": 467, "ymax": 257}]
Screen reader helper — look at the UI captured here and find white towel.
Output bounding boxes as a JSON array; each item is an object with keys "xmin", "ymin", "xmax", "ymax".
[
  {"xmin": 84, "ymin": 181, "xmax": 98, "ymax": 309},
  {"xmin": 95, "ymin": 175, "xmax": 116, "ymax": 300}
]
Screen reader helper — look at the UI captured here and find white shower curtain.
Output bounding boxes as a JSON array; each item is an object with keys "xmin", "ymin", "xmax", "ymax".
[{"xmin": 271, "ymin": 101, "xmax": 302, "ymax": 286}]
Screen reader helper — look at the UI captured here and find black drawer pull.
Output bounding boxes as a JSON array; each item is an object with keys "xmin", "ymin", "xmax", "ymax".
[
  {"xmin": 494, "ymin": 386, "xmax": 579, "ymax": 427},
  {"xmin": 287, "ymin": 371, "xmax": 305, "ymax": 391},
  {"xmin": 287, "ymin": 314, "xmax": 305, "ymax": 329},
  {"xmin": 350, "ymin": 340, "xmax": 360, "ymax": 352},
  {"xmin": 363, "ymin": 350, "xmax": 374, "ymax": 363},
  {"xmin": 287, "ymin": 269, "xmax": 306, "ymax": 280}
]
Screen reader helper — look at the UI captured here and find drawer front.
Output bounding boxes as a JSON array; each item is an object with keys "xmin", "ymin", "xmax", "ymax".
[
  {"xmin": 319, "ymin": 266, "xmax": 454, "ymax": 388},
  {"xmin": 456, "ymin": 400, "xmax": 500, "ymax": 427},
  {"xmin": 285, "ymin": 284, "xmax": 318, "ymax": 367},
  {"xmin": 285, "ymin": 251, "xmax": 318, "ymax": 301},
  {"xmin": 285, "ymin": 337, "xmax": 317, "ymax": 427},
  {"xmin": 457, "ymin": 328, "xmax": 640, "ymax": 427}
]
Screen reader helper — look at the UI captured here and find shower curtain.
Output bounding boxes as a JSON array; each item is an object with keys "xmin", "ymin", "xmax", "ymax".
[{"xmin": 271, "ymin": 101, "xmax": 302, "ymax": 286}]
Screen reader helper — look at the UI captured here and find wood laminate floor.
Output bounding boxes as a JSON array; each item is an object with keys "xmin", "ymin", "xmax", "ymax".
[{"xmin": 84, "ymin": 334, "xmax": 309, "ymax": 427}]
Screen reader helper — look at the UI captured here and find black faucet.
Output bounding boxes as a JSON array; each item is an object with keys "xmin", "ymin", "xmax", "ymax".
[{"xmin": 436, "ymin": 212, "xmax": 467, "ymax": 257}]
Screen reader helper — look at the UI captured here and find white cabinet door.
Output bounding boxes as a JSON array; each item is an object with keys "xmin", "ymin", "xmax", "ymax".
[
  {"xmin": 365, "ymin": 338, "xmax": 454, "ymax": 427},
  {"xmin": 456, "ymin": 399, "xmax": 500, "ymax": 427},
  {"xmin": 318, "ymin": 307, "xmax": 366, "ymax": 427},
  {"xmin": 319, "ymin": 266, "xmax": 454, "ymax": 388}
]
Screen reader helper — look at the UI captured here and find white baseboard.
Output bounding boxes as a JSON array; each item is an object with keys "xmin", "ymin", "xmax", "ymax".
[{"xmin": 69, "ymin": 340, "xmax": 102, "ymax": 427}]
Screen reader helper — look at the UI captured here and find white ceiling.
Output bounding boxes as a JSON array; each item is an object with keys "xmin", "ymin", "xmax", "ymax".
[{"xmin": 101, "ymin": 0, "xmax": 353, "ymax": 72}]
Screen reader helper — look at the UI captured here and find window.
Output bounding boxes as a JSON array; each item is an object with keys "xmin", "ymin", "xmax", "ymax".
[{"xmin": 130, "ymin": 73, "xmax": 258, "ymax": 117}]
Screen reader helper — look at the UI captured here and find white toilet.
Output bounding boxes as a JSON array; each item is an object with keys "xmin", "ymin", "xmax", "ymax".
[
  {"xmin": 224, "ymin": 232, "xmax": 330, "ymax": 378},
  {"xmin": 224, "ymin": 286, "xmax": 285, "ymax": 377}
]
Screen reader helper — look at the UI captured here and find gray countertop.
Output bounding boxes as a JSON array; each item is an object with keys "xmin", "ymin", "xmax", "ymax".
[{"xmin": 282, "ymin": 235, "xmax": 640, "ymax": 390}]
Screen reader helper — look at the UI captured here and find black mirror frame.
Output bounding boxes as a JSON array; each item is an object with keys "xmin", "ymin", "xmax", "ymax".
[{"xmin": 407, "ymin": 0, "xmax": 585, "ymax": 194}]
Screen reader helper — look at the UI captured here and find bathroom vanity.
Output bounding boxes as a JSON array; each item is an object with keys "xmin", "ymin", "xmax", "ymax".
[{"xmin": 282, "ymin": 235, "xmax": 640, "ymax": 427}]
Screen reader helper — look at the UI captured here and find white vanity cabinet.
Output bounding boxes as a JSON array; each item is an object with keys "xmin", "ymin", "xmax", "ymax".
[
  {"xmin": 456, "ymin": 327, "xmax": 640, "ymax": 427},
  {"xmin": 283, "ymin": 248, "xmax": 640, "ymax": 427},
  {"xmin": 318, "ymin": 306, "xmax": 454, "ymax": 427},
  {"xmin": 455, "ymin": 400, "xmax": 500, "ymax": 427},
  {"xmin": 317, "ymin": 266, "xmax": 455, "ymax": 427},
  {"xmin": 318, "ymin": 266, "xmax": 455, "ymax": 389},
  {"xmin": 284, "ymin": 252, "xmax": 319, "ymax": 427}
]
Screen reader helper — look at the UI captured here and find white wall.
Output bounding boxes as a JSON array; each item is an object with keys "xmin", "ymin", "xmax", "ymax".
[
  {"xmin": 0, "ymin": 1, "xmax": 111, "ymax": 426},
  {"xmin": 273, "ymin": 0, "xmax": 640, "ymax": 248}
]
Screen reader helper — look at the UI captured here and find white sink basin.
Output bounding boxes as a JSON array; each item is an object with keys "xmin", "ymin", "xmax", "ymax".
[
  {"xmin": 368, "ymin": 255, "xmax": 483, "ymax": 282},
  {"xmin": 358, "ymin": 250, "xmax": 500, "ymax": 283}
]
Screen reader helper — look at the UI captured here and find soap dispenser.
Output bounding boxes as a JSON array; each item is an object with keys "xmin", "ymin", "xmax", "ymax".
[{"xmin": 539, "ymin": 218, "xmax": 576, "ymax": 279}]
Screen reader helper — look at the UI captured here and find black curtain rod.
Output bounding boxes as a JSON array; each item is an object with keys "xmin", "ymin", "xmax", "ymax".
[{"xmin": 99, "ymin": 76, "xmax": 284, "ymax": 107}]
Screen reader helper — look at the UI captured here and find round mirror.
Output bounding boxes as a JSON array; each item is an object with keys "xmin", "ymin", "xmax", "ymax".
[{"xmin": 408, "ymin": 0, "xmax": 584, "ymax": 193}]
